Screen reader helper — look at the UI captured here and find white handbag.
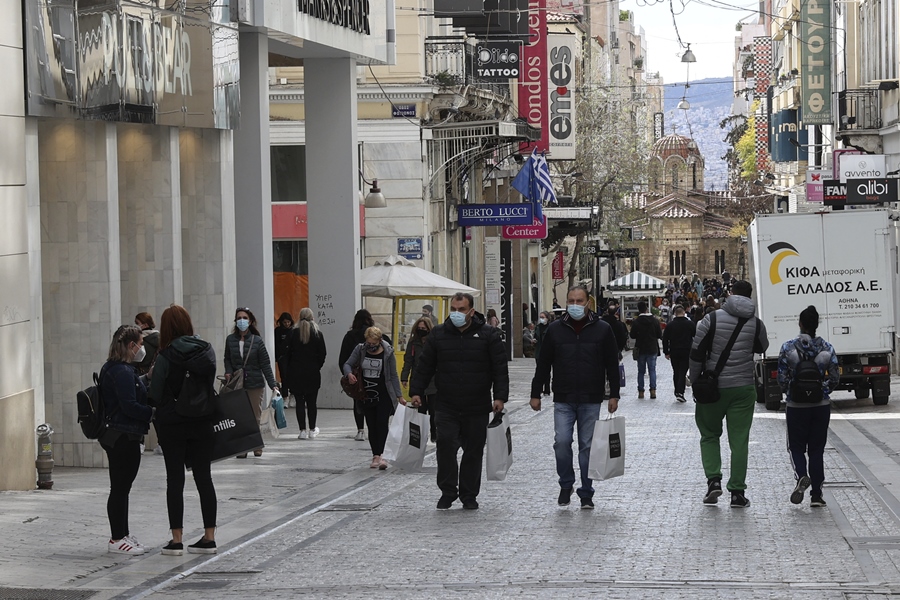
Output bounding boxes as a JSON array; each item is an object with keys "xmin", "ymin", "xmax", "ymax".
[
  {"xmin": 587, "ymin": 414, "xmax": 625, "ymax": 481},
  {"xmin": 382, "ymin": 404, "xmax": 429, "ymax": 471},
  {"xmin": 486, "ymin": 410, "xmax": 513, "ymax": 481}
]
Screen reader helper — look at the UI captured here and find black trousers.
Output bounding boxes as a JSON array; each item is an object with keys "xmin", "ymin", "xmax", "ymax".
[
  {"xmin": 101, "ymin": 435, "xmax": 143, "ymax": 540},
  {"xmin": 786, "ymin": 404, "xmax": 831, "ymax": 495},
  {"xmin": 434, "ymin": 410, "xmax": 488, "ymax": 501},
  {"xmin": 157, "ymin": 420, "xmax": 218, "ymax": 530},
  {"xmin": 295, "ymin": 389, "xmax": 319, "ymax": 430},
  {"xmin": 353, "ymin": 399, "xmax": 365, "ymax": 431},
  {"xmin": 670, "ymin": 349, "xmax": 690, "ymax": 395},
  {"xmin": 417, "ymin": 394, "xmax": 437, "ymax": 441},
  {"xmin": 363, "ymin": 397, "xmax": 393, "ymax": 456}
]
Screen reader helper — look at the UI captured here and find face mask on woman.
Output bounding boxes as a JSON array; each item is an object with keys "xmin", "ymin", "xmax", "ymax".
[
  {"xmin": 236, "ymin": 318, "xmax": 250, "ymax": 332},
  {"xmin": 132, "ymin": 344, "xmax": 146, "ymax": 363},
  {"xmin": 415, "ymin": 328, "xmax": 428, "ymax": 337},
  {"xmin": 538, "ymin": 317, "xmax": 547, "ymax": 325},
  {"xmin": 365, "ymin": 342, "xmax": 381, "ymax": 352}
]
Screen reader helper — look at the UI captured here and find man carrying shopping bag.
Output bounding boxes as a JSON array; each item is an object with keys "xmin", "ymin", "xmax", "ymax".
[
  {"xmin": 409, "ymin": 292, "xmax": 509, "ymax": 511},
  {"xmin": 530, "ymin": 285, "xmax": 621, "ymax": 509}
]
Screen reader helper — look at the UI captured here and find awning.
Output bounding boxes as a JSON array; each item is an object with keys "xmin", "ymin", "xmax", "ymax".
[
  {"xmin": 360, "ymin": 255, "xmax": 481, "ymax": 298},
  {"xmin": 607, "ymin": 271, "xmax": 667, "ymax": 295}
]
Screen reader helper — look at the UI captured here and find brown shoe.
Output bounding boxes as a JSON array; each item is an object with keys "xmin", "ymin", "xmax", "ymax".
[
  {"xmin": 650, "ymin": 389, "xmax": 657, "ymax": 399},
  {"xmin": 253, "ymin": 449, "xmax": 263, "ymax": 457},
  {"xmin": 638, "ymin": 391, "xmax": 645, "ymax": 399}
]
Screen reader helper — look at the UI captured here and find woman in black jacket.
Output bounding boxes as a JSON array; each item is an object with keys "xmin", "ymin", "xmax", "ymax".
[
  {"xmin": 274, "ymin": 312, "xmax": 294, "ymax": 404},
  {"xmin": 286, "ymin": 308, "xmax": 327, "ymax": 439},
  {"xmin": 148, "ymin": 305, "xmax": 219, "ymax": 556},
  {"xmin": 400, "ymin": 317, "xmax": 437, "ymax": 442},
  {"xmin": 99, "ymin": 324, "xmax": 153, "ymax": 555}
]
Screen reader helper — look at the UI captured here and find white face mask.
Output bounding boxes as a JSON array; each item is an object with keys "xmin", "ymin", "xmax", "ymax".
[
  {"xmin": 539, "ymin": 317, "xmax": 547, "ymax": 325},
  {"xmin": 132, "ymin": 345, "xmax": 147, "ymax": 363}
]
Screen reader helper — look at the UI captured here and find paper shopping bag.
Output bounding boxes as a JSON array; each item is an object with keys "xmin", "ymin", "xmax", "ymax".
[
  {"xmin": 382, "ymin": 404, "xmax": 429, "ymax": 471},
  {"xmin": 209, "ymin": 390, "xmax": 265, "ymax": 462},
  {"xmin": 587, "ymin": 414, "xmax": 625, "ymax": 481},
  {"xmin": 486, "ymin": 410, "xmax": 513, "ymax": 481}
]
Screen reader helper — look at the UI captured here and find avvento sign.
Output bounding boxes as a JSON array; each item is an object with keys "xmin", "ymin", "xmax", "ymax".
[
  {"xmin": 473, "ymin": 42, "xmax": 521, "ymax": 80},
  {"xmin": 547, "ymin": 34, "xmax": 576, "ymax": 160},
  {"xmin": 800, "ymin": 0, "xmax": 832, "ymax": 124}
]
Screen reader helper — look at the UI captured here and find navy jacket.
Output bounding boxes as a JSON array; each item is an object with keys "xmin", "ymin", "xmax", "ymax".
[
  {"xmin": 662, "ymin": 316, "xmax": 696, "ymax": 354},
  {"xmin": 530, "ymin": 311, "xmax": 621, "ymax": 403},
  {"xmin": 410, "ymin": 312, "xmax": 509, "ymax": 415},
  {"xmin": 99, "ymin": 361, "xmax": 152, "ymax": 436}
]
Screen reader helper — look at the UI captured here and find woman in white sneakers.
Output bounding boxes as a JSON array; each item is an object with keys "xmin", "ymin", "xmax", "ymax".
[{"xmin": 285, "ymin": 308, "xmax": 327, "ymax": 439}]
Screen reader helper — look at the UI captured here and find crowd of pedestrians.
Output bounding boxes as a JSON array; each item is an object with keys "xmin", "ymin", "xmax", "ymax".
[{"xmin": 91, "ymin": 270, "xmax": 841, "ymax": 556}]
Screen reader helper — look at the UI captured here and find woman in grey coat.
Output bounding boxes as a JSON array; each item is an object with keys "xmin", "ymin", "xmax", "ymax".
[
  {"xmin": 224, "ymin": 307, "xmax": 279, "ymax": 457},
  {"xmin": 343, "ymin": 326, "xmax": 403, "ymax": 469}
]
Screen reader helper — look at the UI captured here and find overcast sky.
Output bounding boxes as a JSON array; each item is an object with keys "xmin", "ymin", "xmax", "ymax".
[{"xmin": 622, "ymin": 0, "xmax": 761, "ymax": 83}]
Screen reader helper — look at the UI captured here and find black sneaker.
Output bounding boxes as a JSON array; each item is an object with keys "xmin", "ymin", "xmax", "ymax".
[
  {"xmin": 730, "ymin": 492, "xmax": 750, "ymax": 508},
  {"xmin": 790, "ymin": 475, "xmax": 811, "ymax": 505},
  {"xmin": 558, "ymin": 487, "xmax": 574, "ymax": 506},
  {"xmin": 187, "ymin": 538, "xmax": 217, "ymax": 554},
  {"xmin": 462, "ymin": 498, "xmax": 479, "ymax": 510},
  {"xmin": 703, "ymin": 480, "xmax": 722, "ymax": 504},
  {"xmin": 580, "ymin": 497, "xmax": 594, "ymax": 510},
  {"xmin": 161, "ymin": 540, "xmax": 183, "ymax": 556},
  {"xmin": 676, "ymin": 393, "xmax": 686, "ymax": 403},
  {"xmin": 810, "ymin": 495, "xmax": 827, "ymax": 507},
  {"xmin": 436, "ymin": 495, "xmax": 456, "ymax": 510}
]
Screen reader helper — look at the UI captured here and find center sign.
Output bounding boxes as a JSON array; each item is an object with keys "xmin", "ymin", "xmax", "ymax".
[{"xmin": 502, "ymin": 217, "xmax": 547, "ymax": 239}]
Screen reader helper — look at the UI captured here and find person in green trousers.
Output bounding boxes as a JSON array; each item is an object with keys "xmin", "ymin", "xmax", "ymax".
[{"xmin": 689, "ymin": 280, "xmax": 769, "ymax": 508}]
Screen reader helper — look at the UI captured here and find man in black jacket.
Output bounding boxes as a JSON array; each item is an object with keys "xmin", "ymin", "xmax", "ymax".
[
  {"xmin": 662, "ymin": 304, "xmax": 696, "ymax": 402},
  {"xmin": 410, "ymin": 292, "xmax": 509, "ymax": 511},
  {"xmin": 630, "ymin": 300, "xmax": 663, "ymax": 398},
  {"xmin": 529, "ymin": 286, "xmax": 621, "ymax": 509},
  {"xmin": 600, "ymin": 301, "xmax": 628, "ymax": 359}
]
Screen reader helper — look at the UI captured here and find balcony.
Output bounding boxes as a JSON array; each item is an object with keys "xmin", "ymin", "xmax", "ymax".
[
  {"xmin": 837, "ymin": 89, "xmax": 882, "ymax": 132},
  {"xmin": 424, "ymin": 37, "xmax": 513, "ymax": 100}
]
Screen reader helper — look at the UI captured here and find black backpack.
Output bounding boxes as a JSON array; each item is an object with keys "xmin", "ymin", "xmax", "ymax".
[
  {"xmin": 76, "ymin": 369, "xmax": 118, "ymax": 440},
  {"xmin": 790, "ymin": 342, "xmax": 825, "ymax": 403},
  {"xmin": 162, "ymin": 342, "xmax": 217, "ymax": 418}
]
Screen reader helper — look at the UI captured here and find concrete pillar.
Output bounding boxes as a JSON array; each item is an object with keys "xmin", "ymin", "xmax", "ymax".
[
  {"xmin": 305, "ymin": 57, "xmax": 361, "ymax": 407},
  {"xmin": 234, "ymin": 32, "xmax": 274, "ymax": 351}
]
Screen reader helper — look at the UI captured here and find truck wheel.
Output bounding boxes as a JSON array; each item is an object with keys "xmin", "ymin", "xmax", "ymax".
[
  {"xmin": 855, "ymin": 387, "xmax": 870, "ymax": 400},
  {"xmin": 765, "ymin": 398, "xmax": 782, "ymax": 411},
  {"xmin": 874, "ymin": 396, "xmax": 889, "ymax": 406}
]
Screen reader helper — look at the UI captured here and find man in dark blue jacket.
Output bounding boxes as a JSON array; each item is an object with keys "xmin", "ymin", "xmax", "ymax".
[
  {"xmin": 662, "ymin": 304, "xmax": 696, "ymax": 402},
  {"xmin": 410, "ymin": 292, "xmax": 509, "ymax": 511},
  {"xmin": 529, "ymin": 285, "xmax": 621, "ymax": 509}
]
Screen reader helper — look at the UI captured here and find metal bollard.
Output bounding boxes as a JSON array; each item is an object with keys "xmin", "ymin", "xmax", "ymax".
[{"xmin": 35, "ymin": 424, "xmax": 54, "ymax": 490}]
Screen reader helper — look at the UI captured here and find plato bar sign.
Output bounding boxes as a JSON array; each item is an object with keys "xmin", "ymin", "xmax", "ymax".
[
  {"xmin": 457, "ymin": 204, "xmax": 534, "ymax": 226},
  {"xmin": 502, "ymin": 217, "xmax": 548, "ymax": 239}
]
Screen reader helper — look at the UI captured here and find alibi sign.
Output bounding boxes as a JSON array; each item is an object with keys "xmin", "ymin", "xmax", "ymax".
[{"xmin": 846, "ymin": 178, "xmax": 899, "ymax": 204}]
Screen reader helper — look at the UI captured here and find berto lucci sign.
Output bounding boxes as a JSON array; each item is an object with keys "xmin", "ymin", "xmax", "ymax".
[{"xmin": 457, "ymin": 204, "xmax": 534, "ymax": 226}]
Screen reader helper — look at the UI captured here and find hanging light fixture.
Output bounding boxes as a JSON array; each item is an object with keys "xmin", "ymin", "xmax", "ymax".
[
  {"xmin": 677, "ymin": 97, "xmax": 691, "ymax": 110},
  {"xmin": 364, "ymin": 179, "xmax": 386, "ymax": 208},
  {"xmin": 681, "ymin": 43, "xmax": 696, "ymax": 63}
]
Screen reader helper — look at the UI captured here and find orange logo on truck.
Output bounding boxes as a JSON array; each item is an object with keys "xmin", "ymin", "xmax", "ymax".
[{"xmin": 767, "ymin": 242, "xmax": 799, "ymax": 285}]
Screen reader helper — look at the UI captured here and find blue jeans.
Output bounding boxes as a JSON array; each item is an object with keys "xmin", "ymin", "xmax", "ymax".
[
  {"xmin": 637, "ymin": 353, "xmax": 658, "ymax": 391},
  {"xmin": 553, "ymin": 402, "xmax": 602, "ymax": 498}
]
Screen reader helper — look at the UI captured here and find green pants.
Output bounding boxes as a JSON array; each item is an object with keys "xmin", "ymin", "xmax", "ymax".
[{"xmin": 694, "ymin": 385, "xmax": 756, "ymax": 491}]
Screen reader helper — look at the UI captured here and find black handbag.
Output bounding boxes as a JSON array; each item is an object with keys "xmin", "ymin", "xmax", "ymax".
[
  {"xmin": 209, "ymin": 389, "xmax": 264, "ymax": 462},
  {"xmin": 691, "ymin": 312, "xmax": 748, "ymax": 404}
]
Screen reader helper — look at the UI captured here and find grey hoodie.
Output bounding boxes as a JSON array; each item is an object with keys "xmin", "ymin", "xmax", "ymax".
[{"xmin": 689, "ymin": 295, "xmax": 769, "ymax": 389}]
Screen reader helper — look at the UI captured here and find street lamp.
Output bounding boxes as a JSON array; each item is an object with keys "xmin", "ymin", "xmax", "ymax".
[
  {"xmin": 358, "ymin": 170, "xmax": 387, "ymax": 208},
  {"xmin": 681, "ymin": 44, "xmax": 696, "ymax": 63},
  {"xmin": 677, "ymin": 97, "xmax": 690, "ymax": 110}
]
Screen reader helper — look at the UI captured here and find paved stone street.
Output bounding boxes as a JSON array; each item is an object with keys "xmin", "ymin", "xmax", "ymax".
[{"xmin": 3, "ymin": 357, "xmax": 900, "ymax": 599}]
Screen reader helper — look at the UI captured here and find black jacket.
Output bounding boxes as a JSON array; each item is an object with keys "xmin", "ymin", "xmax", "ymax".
[
  {"xmin": 662, "ymin": 316, "xmax": 696, "ymax": 354},
  {"xmin": 285, "ymin": 328, "xmax": 327, "ymax": 392},
  {"xmin": 630, "ymin": 314, "xmax": 662, "ymax": 356},
  {"xmin": 99, "ymin": 361, "xmax": 152, "ymax": 436},
  {"xmin": 148, "ymin": 335, "xmax": 217, "ymax": 425},
  {"xmin": 274, "ymin": 325, "xmax": 293, "ymax": 362},
  {"xmin": 409, "ymin": 312, "xmax": 509, "ymax": 415},
  {"xmin": 530, "ymin": 311, "xmax": 621, "ymax": 403},
  {"xmin": 600, "ymin": 313, "xmax": 628, "ymax": 352}
]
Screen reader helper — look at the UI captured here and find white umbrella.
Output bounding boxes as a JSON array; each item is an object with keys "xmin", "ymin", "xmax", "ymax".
[
  {"xmin": 360, "ymin": 255, "xmax": 481, "ymax": 298},
  {"xmin": 607, "ymin": 270, "xmax": 667, "ymax": 296}
]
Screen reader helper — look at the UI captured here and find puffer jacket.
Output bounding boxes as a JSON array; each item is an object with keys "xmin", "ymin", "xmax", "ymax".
[
  {"xmin": 777, "ymin": 333, "xmax": 839, "ymax": 407},
  {"xmin": 689, "ymin": 295, "xmax": 769, "ymax": 388},
  {"xmin": 224, "ymin": 333, "xmax": 277, "ymax": 390},
  {"xmin": 148, "ymin": 335, "xmax": 217, "ymax": 425},
  {"xmin": 530, "ymin": 311, "xmax": 621, "ymax": 403},
  {"xmin": 99, "ymin": 361, "xmax": 152, "ymax": 436},
  {"xmin": 409, "ymin": 312, "xmax": 509, "ymax": 415}
]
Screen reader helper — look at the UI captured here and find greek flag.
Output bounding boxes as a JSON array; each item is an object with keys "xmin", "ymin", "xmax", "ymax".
[{"xmin": 511, "ymin": 149, "xmax": 556, "ymax": 222}]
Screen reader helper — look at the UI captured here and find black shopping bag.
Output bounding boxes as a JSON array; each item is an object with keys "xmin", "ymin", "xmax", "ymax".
[{"xmin": 211, "ymin": 389, "xmax": 264, "ymax": 462}]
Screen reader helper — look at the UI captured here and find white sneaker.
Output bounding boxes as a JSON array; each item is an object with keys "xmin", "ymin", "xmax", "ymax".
[
  {"xmin": 354, "ymin": 429, "xmax": 365, "ymax": 441},
  {"xmin": 125, "ymin": 534, "xmax": 145, "ymax": 551},
  {"xmin": 310, "ymin": 427, "xmax": 320, "ymax": 438},
  {"xmin": 298, "ymin": 429, "xmax": 309, "ymax": 439},
  {"xmin": 109, "ymin": 537, "xmax": 145, "ymax": 555}
]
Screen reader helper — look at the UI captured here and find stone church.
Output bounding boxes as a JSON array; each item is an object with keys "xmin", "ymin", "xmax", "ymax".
[{"xmin": 625, "ymin": 133, "xmax": 744, "ymax": 281}]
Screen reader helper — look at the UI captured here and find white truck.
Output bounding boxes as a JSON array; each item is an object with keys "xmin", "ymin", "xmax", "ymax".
[{"xmin": 748, "ymin": 209, "xmax": 895, "ymax": 410}]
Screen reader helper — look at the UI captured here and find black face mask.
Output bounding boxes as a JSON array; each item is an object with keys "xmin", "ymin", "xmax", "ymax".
[{"xmin": 415, "ymin": 329, "xmax": 428, "ymax": 337}]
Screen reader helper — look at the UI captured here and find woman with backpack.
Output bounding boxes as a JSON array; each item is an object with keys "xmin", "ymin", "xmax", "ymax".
[
  {"xmin": 98, "ymin": 325, "xmax": 153, "ymax": 555},
  {"xmin": 776, "ymin": 305, "xmax": 839, "ymax": 508},
  {"xmin": 148, "ymin": 304, "xmax": 219, "ymax": 556},
  {"xmin": 224, "ymin": 307, "xmax": 279, "ymax": 457},
  {"xmin": 285, "ymin": 308, "xmax": 327, "ymax": 439}
]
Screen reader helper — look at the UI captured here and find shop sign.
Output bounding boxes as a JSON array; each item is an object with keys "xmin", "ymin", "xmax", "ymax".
[
  {"xmin": 297, "ymin": 0, "xmax": 371, "ymax": 34},
  {"xmin": 800, "ymin": 0, "xmax": 832, "ymax": 124},
  {"xmin": 839, "ymin": 154, "xmax": 886, "ymax": 183},
  {"xmin": 519, "ymin": 0, "xmax": 549, "ymax": 153},
  {"xmin": 552, "ymin": 251, "xmax": 565, "ymax": 279},
  {"xmin": 547, "ymin": 33, "xmax": 575, "ymax": 160},
  {"xmin": 502, "ymin": 217, "xmax": 547, "ymax": 239},
  {"xmin": 457, "ymin": 203, "xmax": 533, "ymax": 226},
  {"xmin": 805, "ymin": 169, "xmax": 828, "ymax": 202},
  {"xmin": 472, "ymin": 41, "xmax": 521, "ymax": 80},
  {"xmin": 846, "ymin": 179, "xmax": 898, "ymax": 204},
  {"xmin": 823, "ymin": 180, "xmax": 846, "ymax": 206}
]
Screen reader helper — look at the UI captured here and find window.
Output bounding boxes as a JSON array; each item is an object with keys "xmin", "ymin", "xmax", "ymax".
[{"xmin": 271, "ymin": 146, "xmax": 307, "ymax": 203}]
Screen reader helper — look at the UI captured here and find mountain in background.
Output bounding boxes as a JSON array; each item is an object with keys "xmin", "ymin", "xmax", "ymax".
[{"xmin": 660, "ymin": 77, "xmax": 734, "ymax": 190}]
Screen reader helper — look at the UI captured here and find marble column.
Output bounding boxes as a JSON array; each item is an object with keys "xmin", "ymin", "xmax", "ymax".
[{"xmin": 305, "ymin": 57, "xmax": 362, "ymax": 407}]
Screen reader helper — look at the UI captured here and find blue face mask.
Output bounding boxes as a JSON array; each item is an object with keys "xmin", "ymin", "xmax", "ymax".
[
  {"xmin": 449, "ymin": 311, "xmax": 468, "ymax": 328},
  {"xmin": 236, "ymin": 318, "xmax": 250, "ymax": 332},
  {"xmin": 567, "ymin": 304, "xmax": 586, "ymax": 320}
]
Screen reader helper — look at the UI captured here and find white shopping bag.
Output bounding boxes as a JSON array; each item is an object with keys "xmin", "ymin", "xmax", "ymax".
[
  {"xmin": 382, "ymin": 404, "xmax": 429, "ymax": 471},
  {"xmin": 587, "ymin": 414, "xmax": 625, "ymax": 481},
  {"xmin": 486, "ymin": 410, "xmax": 513, "ymax": 481}
]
